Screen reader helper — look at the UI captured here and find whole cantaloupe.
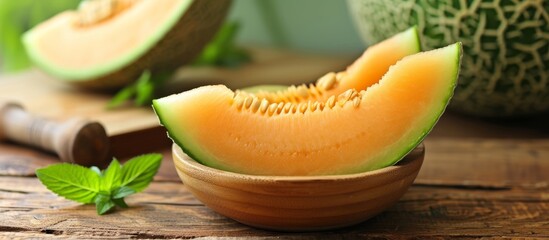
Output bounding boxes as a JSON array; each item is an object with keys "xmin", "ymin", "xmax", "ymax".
[{"xmin": 347, "ymin": 0, "xmax": 549, "ymax": 117}]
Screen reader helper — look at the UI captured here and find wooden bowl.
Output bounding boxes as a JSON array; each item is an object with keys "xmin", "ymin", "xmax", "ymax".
[{"xmin": 172, "ymin": 144, "xmax": 424, "ymax": 231}]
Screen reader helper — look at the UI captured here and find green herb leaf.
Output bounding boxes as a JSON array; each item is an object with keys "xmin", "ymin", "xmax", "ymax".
[
  {"xmin": 36, "ymin": 153, "xmax": 162, "ymax": 215},
  {"xmin": 112, "ymin": 186, "xmax": 135, "ymax": 199},
  {"xmin": 107, "ymin": 70, "xmax": 174, "ymax": 109},
  {"xmin": 101, "ymin": 159, "xmax": 121, "ymax": 192},
  {"xmin": 135, "ymin": 71, "xmax": 154, "ymax": 106},
  {"xmin": 120, "ymin": 154, "xmax": 162, "ymax": 193},
  {"xmin": 94, "ymin": 193, "xmax": 115, "ymax": 215},
  {"xmin": 106, "ymin": 85, "xmax": 136, "ymax": 109},
  {"xmin": 192, "ymin": 21, "xmax": 250, "ymax": 68},
  {"xmin": 112, "ymin": 197, "xmax": 129, "ymax": 208},
  {"xmin": 36, "ymin": 163, "xmax": 100, "ymax": 204}
]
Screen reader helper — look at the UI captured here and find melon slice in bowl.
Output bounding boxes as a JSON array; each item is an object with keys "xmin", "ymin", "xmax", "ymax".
[
  {"xmin": 155, "ymin": 43, "xmax": 462, "ymax": 231},
  {"xmin": 154, "ymin": 43, "xmax": 462, "ymax": 176}
]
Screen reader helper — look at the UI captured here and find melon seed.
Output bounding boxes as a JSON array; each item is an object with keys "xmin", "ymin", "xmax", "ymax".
[
  {"xmin": 283, "ymin": 102, "xmax": 293, "ymax": 113},
  {"xmin": 244, "ymin": 97, "xmax": 254, "ymax": 109},
  {"xmin": 353, "ymin": 97, "xmax": 361, "ymax": 107},
  {"xmin": 317, "ymin": 72, "xmax": 336, "ymax": 91},
  {"xmin": 77, "ymin": 0, "xmax": 138, "ymax": 27},
  {"xmin": 287, "ymin": 85, "xmax": 298, "ymax": 102},
  {"xmin": 310, "ymin": 102, "xmax": 319, "ymax": 111},
  {"xmin": 276, "ymin": 102, "xmax": 285, "ymax": 114},
  {"xmin": 259, "ymin": 99, "xmax": 269, "ymax": 114},
  {"xmin": 296, "ymin": 85, "xmax": 309, "ymax": 98},
  {"xmin": 290, "ymin": 103, "xmax": 298, "ymax": 113},
  {"xmin": 335, "ymin": 72, "xmax": 346, "ymax": 82},
  {"xmin": 339, "ymin": 89, "xmax": 356, "ymax": 102},
  {"xmin": 77, "ymin": 0, "xmax": 113, "ymax": 26},
  {"xmin": 268, "ymin": 103, "xmax": 278, "ymax": 115},
  {"xmin": 309, "ymin": 83, "xmax": 321, "ymax": 98},
  {"xmin": 337, "ymin": 98, "xmax": 348, "ymax": 107},
  {"xmin": 318, "ymin": 102, "xmax": 325, "ymax": 111},
  {"xmin": 326, "ymin": 95, "xmax": 336, "ymax": 108},
  {"xmin": 234, "ymin": 94, "xmax": 245, "ymax": 110},
  {"xmin": 299, "ymin": 102, "xmax": 308, "ymax": 113},
  {"xmin": 250, "ymin": 97, "xmax": 261, "ymax": 112}
]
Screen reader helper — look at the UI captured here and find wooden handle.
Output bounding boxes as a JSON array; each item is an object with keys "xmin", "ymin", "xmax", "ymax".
[{"xmin": 0, "ymin": 102, "xmax": 111, "ymax": 167}]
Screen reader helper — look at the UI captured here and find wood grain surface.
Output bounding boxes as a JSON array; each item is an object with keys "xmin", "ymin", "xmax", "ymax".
[{"xmin": 0, "ymin": 134, "xmax": 548, "ymax": 238}]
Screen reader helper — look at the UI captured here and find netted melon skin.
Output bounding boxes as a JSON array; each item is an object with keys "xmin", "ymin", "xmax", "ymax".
[{"xmin": 348, "ymin": 0, "xmax": 549, "ymax": 117}]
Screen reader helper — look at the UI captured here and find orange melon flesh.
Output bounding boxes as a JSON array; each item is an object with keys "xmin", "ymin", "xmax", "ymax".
[
  {"xmin": 23, "ymin": 0, "xmax": 192, "ymax": 80},
  {"xmin": 250, "ymin": 27, "xmax": 420, "ymax": 102},
  {"xmin": 338, "ymin": 26, "xmax": 421, "ymax": 95},
  {"xmin": 153, "ymin": 43, "xmax": 462, "ymax": 176}
]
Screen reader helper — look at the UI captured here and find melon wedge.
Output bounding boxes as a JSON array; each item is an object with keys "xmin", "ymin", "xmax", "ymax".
[
  {"xmin": 153, "ymin": 43, "xmax": 462, "ymax": 176},
  {"xmin": 23, "ymin": 0, "xmax": 230, "ymax": 89},
  {"xmin": 246, "ymin": 26, "xmax": 421, "ymax": 102}
]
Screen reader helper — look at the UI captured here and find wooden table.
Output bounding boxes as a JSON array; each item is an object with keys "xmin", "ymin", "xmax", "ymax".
[{"xmin": 1, "ymin": 51, "xmax": 548, "ymax": 238}]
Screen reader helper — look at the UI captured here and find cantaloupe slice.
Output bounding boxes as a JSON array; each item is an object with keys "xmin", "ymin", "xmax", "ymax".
[
  {"xmin": 23, "ymin": 0, "xmax": 231, "ymax": 89},
  {"xmin": 153, "ymin": 43, "xmax": 462, "ymax": 176},
  {"xmin": 243, "ymin": 27, "xmax": 421, "ymax": 103}
]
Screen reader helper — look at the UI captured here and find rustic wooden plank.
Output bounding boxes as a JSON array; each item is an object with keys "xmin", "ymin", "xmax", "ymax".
[
  {"xmin": 1, "ymin": 177, "xmax": 546, "ymax": 210},
  {"xmin": 0, "ymin": 124, "xmax": 547, "ymax": 238},
  {"xmin": 430, "ymin": 111, "xmax": 549, "ymax": 139},
  {"xmin": 0, "ymin": 176, "xmax": 547, "ymax": 238},
  {"xmin": 0, "ymin": 192, "xmax": 546, "ymax": 238},
  {"xmin": 419, "ymin": 138, "xmax": 549, "ymax": 189},
  {"xmin": 0, "ymin": 142, "xmax": 59, "ymax": 177}
]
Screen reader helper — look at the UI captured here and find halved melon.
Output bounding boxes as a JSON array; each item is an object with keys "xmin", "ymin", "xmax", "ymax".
[
  {"xmin": 243, "ymin": 27, "xmax": 421, "ymax": 103},
  {"xmin": 153, "ymin": 43, "xmax": 462, "ymax": 176},
  {"xmin": 23, "ymin": 0, "xmax": 231, "ymax": 89}
]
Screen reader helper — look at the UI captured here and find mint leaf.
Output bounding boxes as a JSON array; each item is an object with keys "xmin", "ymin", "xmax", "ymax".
[
  {"xmin": 106, "ymin": 85, "xmax": 136, "ymax": 109},
  {"xmin": 112, "ymin": 198, "xmax": 129, "ymax": 208},
  {"xmin": 120, "ymin": 154, "xmax": 162, "ymax": 192},
  {"xmin": 101, "ymin": 159, "xmax": 121, "ymax": 192},
  {"xmin": 135, "ymin": 71, "xmax": 154, "ymax": 106},
  {"xmin": 192, "ymin": 22, "xmax": 250, "ymax": 68},
  {"xmin": 94, "ymin": 193, "xmax": 115, "ymax": 215},
  {"xmin": 36, "ymin": 153, "xmax": 162, "ymax": 215},
  {"xmin": 107, "ymin": 70, "xmax": 174, "ymax": 109},
  {"xmin": 112, "ymin": 186, "xmax": 135, "ymax": 199},
  {"xmin": 36, "ymin": 163, "xmax": 100, "ymax": 204}
]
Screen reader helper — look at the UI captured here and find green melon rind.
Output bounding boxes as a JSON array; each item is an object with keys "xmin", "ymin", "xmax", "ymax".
[
  {"xmin": 366, "ymin": 42, "xmax": 462, "ymax": 171},
  {"xmin": 22, "ymin": 0, "xmax": 193, "ymax": 81},
  {"xmin": 403, "ymin": 25, "xmax": 421, "ymax": 54},
  {"xmin": 153, "ymin": 43, "xmax": 463, "ymax": 175},
  {"xmin": 152, "ymin": 99, "xmax": 207, "ymax": 167},
  {"xmin": 411, "ymin": 25, "xmax": 421, "ymax": 53}
]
